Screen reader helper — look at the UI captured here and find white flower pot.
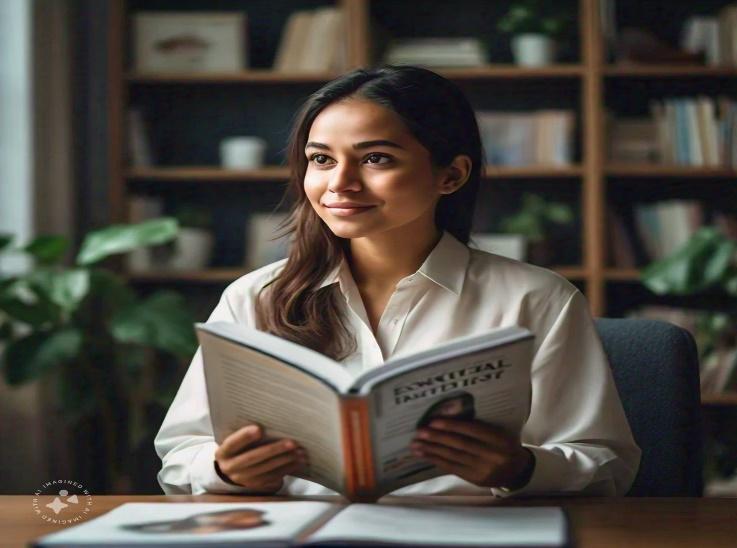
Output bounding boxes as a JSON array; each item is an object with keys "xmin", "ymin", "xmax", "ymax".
[
  {"xmin": 163, "ymin": 228, "xmax": 214, "ymax": 270},
  {"xmin": 511, "ymin": 34, "xmax": 556, "ymax": 67}
]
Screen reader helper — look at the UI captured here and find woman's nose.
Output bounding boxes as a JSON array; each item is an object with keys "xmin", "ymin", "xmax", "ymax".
[{"xmin": 327, "ymin": 161, "xmax": 362, "ymax": 193}]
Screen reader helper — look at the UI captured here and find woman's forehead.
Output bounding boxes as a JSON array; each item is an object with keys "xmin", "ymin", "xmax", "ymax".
[{"xmin": 309, "ymin": 99, "xmax": 410, "ymax": 141}]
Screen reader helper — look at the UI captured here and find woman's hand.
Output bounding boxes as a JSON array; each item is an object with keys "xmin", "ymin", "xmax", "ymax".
[
  {"xmin": 411, "ymin": 419, "xmax": 535, "ymax": 490},
  {"xmin": 214, "ymin": 424, "xmax": 308, "ymax": 493}
]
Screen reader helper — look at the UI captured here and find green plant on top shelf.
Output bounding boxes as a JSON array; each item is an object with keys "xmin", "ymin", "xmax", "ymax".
[
  {"xmin": 500, "ymin": 193, "xmax": 574, "ymax": 243},
  {"xmin": 0, "ymin": 218, "xmax": 198, "ymax": 492},
  {"xmin": 497, "ymin": 0, "xmax": 568, "ymax": 37}
]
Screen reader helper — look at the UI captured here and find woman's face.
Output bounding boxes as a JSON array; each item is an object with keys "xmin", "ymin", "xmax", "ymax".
[{"xmin": 303, "ymin": 98, "xmax": 447, "ymax": 241}]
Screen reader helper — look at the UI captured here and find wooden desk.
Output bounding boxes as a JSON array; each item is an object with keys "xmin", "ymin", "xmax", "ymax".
[{"xmin": 2, "ymin": 495, "xmax": 736, "ymax": 547}]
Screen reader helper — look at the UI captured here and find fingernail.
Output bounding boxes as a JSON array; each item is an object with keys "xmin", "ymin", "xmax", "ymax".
[
  {"xmin": 417, "ymin": 430, "xmax": 429, "ymax": 439},
  {"xmin": 284, "ymin": 440, "xmax": 295, "ymax": 449},
  {"xmin": 245, "ymin": 425, "xmax": 259, "ymax": 435}
]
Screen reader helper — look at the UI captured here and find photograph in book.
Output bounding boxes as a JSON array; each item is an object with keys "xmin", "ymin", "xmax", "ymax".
[
  {"xmin": 33, "ymin": 502, "xmax": 568, "ymax": 547},
  {"xmin": 197, "ymin": 322, "xmax": 534, "ymax": 500}
]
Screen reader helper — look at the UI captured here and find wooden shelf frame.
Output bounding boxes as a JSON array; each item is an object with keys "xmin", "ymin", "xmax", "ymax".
[{"xmin": 109, "ymin": 0, "xmax": 735, "ymax": 342}]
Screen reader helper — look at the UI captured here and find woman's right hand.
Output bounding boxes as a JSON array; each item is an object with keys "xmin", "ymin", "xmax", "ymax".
[{"xmin": 214, "ymin": 424, "xmax": 308, "ymax": 493}]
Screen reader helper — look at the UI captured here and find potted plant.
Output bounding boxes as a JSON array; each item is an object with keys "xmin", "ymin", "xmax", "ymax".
[
  {"xmin": 640, "ymin": 226, "xmax": 737, "ymax": 382},
  {"xmin": 0, "ymin": 218, "xmax": 198, "ymax": 492},
  {"xmin": 640, "ymin": 226, "xmax": 737, "ymax": 486},
  {"xmin": 154, "ymin": 204, "xmax": 214, "ymax": 271},
  {"xmin": 499, "ymin": 193, "xmax": 574, "ymax": 266},
  {"xmin": 497, "ymin": 0, "xmax": 568, "ymax": 67}
]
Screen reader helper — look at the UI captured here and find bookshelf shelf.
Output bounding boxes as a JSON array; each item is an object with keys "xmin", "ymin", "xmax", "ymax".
[
  {"xmin": 604, "ymin": 269, "xmax": 641, "ymax": 281},
  {"xmin": 603, "ymin": 64, "xmax": 737, "ymax": 78},
  {"xmin": 126, "ymin": 268, "xmax": 246, "ymax": 284},
  {"xmin": 554, "ymin": 267, "xmax": 590, "ymax": 279},
  {"xmin": 701, "ymin": 392, "xmax": 737, "ymax": 406},
  {"xmin": 127, "ymin": 70, "xmax": 342, "ymax": 84},
  {"xmin": 436, "ymin": 64, "xmax": 584, "ymax": 80},
  {"xmin": 606, "ymin": 165, "xmax": 737, "ymax": 178},
  {"xmin": 126, "ymin": 165, "xmax": 584, "ymax": 183}
]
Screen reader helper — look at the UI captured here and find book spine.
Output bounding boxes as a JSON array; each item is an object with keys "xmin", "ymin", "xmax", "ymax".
[{"xmin": 340, "ymin": 397, "xmax": 376, "ymax": 499}]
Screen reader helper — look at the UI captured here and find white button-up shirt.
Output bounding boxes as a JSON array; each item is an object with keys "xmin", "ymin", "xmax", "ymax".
[{"xmin": 154, "ymin": 230, "xmax": 641, "ymax": 498}]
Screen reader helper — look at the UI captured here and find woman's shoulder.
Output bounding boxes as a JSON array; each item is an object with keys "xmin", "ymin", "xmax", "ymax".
[{"xmin": 466, "ymin": 247, "xmax": 578, "ymax": 302}]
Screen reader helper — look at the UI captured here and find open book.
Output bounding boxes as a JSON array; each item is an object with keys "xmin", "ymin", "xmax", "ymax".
[
  {"xmin": 198, "ymin": 322, "xmax": 534, "ymax": 500},
  {"xmin": 34, "ymin": 502, "xmax": 568, "ymax": 547}
]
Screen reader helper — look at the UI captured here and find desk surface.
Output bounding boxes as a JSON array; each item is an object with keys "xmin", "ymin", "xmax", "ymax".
[{"xmin": 2, "ymin": 495, "xmax": 736, "ymax": 547}]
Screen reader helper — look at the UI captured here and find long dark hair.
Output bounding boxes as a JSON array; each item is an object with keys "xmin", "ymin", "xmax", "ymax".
[{"xmin": 255, "ymin": 65, "xmax": 484, "ymax": 360}]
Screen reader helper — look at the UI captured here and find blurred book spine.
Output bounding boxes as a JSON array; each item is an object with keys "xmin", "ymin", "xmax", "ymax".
[
  {"xmin": 476, "ymin": 110, "xmax": 575, "ymax": 166},
  {"xmin": 382, "ymin": 37, "xmax": 489, "ymax": 68},
  {"xmin": 273, "ymin": 7, "xmax": 349, "ymax": 72}
]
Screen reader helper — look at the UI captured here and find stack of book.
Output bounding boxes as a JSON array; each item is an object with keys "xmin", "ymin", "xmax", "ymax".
[
  {"xmin": 476, "ymin": 110, "xmax": 575, "ymax": 166},
  {"xmin": 681, "ymin": 5, "xmax": 737, "ymax": 66},
  {"xmin": 273, "ymin": 7, "xmax": 348, "ymax": 72},
  {"xmin": 649, "ymin": 97, "xmax": 737, "ymax": 167},
  {"xmin": 382, "ymin": 37, "xmax": 488, "ymax": 68},
  {"xmin": 606, "ymin": 115, "xmax": 660, "ymax": 164}
]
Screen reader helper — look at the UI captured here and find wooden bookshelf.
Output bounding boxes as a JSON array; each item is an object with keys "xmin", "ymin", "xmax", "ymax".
[{"xmin": 109, "ymin": 0, "xmax": 737, "ymax": 409}]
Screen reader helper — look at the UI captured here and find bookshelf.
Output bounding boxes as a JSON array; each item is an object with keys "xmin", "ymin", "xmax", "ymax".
[{"xmin": 107, "ymin": 0, "xmax": 737, "ymax": 491}]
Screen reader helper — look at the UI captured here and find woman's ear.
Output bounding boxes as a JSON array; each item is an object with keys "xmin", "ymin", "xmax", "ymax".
[{"xmin": 438, "ymin": 154, "xmax": 472, "ymax": 195}]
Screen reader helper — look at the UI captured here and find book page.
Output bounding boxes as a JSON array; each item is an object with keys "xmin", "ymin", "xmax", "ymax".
[
  {"xmin": 367, "ymin": 339, "xmax": 533, "ymax": 494},
  {"xmin": 305, "ymin": 504, "xmax": 567, "ymax": 547},
  {"xmin": 34, "ymin": 502, "xmax": 339, "ymax": 547},
  {"xmin": 200, "ymin": 331, "xmax": 347, "ymax": 492}
]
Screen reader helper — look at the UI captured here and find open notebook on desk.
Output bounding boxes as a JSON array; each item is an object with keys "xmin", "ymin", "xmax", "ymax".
[{"xmin": 33, "ymin": 501, "xmax": 569, "ymax": 547}]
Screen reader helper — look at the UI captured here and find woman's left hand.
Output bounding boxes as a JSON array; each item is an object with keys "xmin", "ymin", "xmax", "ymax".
[{"xmin": 411, "ymin": 418, "xmax": 535, "ymax": 490}]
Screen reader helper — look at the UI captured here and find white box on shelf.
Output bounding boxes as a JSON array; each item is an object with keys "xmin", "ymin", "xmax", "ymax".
[{"xmin": 469, "ymin": 233, "xmax": 527, "ymax": 261}]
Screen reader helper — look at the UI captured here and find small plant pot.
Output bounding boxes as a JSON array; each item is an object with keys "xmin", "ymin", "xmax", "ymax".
[
  {"xmin": 511, "ymin": 34, "xmax": 556, "ymax": 67},
  {"xmin": 161, "ymin": 227, "xmax": 214, "ymax": 270}
]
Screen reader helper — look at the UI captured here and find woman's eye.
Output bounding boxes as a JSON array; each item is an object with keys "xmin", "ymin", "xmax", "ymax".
[
  {"xmin": 365, "ymin": 153, "xmax": 391, "ymax": 164},
  {"xmin": 310, "ymin": 154, "xmax": 330, "ymax": 165}
]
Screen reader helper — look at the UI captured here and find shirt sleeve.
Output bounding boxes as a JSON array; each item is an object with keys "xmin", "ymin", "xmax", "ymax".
[
  {"xmin": 154, "ymin": 285, "xmax": 264, "ymax": 495},
  {"xmin": 491, "ymin": 289, "xmax": 642, "ymax": 498}
]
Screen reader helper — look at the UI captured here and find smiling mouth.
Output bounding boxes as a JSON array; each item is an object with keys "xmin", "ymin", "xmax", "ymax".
[{"xmin": 325, "ymin": 205, "xmax": 376, "ymax": 216}]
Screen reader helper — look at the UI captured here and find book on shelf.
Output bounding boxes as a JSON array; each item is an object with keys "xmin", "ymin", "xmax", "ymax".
[
  {"xmin": 127, "ymin": 108, "xmax": 154, "ymax": 167},
  {"xmin": 606, "ymin": 114, "xmax": 659, "ymax": 164},
  {"xmin": 382, "ymin": 37, "xmax": 489, "ymax": 68},
  {"xmin": 633, "ymin": 200, "xmax": 703, "ymax": 262},
  {"xmin": 273, "ymin": 7, "xmax": 348, "ymax": 72},
  {"xmin": 32, "ymin": 501, "xmax": 568, "ymax": 547},
  {"xmin": 476, "ymin": 110, "xmax": 574, "ymax": 167},
  {"xmin": 606, "ymin": 208, "xmax": 637, "ymax": 268},
  {"xmin": 197, "ymin": 321, "xmax": 534, "ymax": 500},
  {"xmin": 648, "ymin": 97, "xmax": 736, "ymax": 168}
]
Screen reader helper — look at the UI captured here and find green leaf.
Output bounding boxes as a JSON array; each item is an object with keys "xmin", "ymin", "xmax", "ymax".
[
  {"xmin": 0, "ymin": 234, "xmax": 12, "ymax": 253},
  {"xmin": 0, "ymin": 279, "xmax": 60, "ymax": 327},
  {"xmin": 89, "ymin": 269, "xmax": 136, "ymax": 314},
  {"xmin": 76, "ymin": 218, "xmax": 179, "ymax": 266},
  {"xmin": 111, "ymin": 292, "xmax": 197, "ymax": 358},
  {"xmin": 24, "ymin": 236, "xmax": 69, "ymax": 265},
  {"xmin": 28, "ymin": 268, "xmax": 90, "ymax": 316},
  {"xmin": 2, "ymin": 328, "xmax": 83, "ymax": 385},
  {"xmin": 641, "ymin": 227, "xmax": 735, "ymax": 295}
]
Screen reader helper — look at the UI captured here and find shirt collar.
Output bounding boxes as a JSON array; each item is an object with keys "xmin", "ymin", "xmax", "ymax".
[{"xmin": 316, "ymin": 230, "xmax": 470, "ymax": 295}]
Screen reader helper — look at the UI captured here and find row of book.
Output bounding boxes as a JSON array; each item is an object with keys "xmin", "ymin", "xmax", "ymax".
[
  {"xmin": 608, "ymin": 97, "xmax": 737, "ymax": 167},
  {"xmin": 475, "ymin": 110, "xmax": 575, "ymax": 167},
  {"xmin": 382, "ymin": 37, "xmax": 488, "ymax": 68},
  {"xmin": 608, "ymin": 203, "xmax": 737, "ymax": 266},
  {"xmin": 628, "ymin": 306, "xmax": 737, "ymax": 395},
  {"xmin": 681, "ymin": 6, "xmax": 737, "ymax": 66},
  {"xmin": 273, "ymin": 7, "xmax": 349, "ymax": 72}
]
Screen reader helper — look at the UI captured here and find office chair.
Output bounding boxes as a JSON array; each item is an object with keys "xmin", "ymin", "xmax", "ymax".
[{"xmin": 596, "ymin": 318, "xmax": 703, "ymax": 496}]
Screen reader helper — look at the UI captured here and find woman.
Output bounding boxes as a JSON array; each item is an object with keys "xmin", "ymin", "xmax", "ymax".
[{"xmin": 155, "ymin": 65, "xmax": 640, "ymax": 498}]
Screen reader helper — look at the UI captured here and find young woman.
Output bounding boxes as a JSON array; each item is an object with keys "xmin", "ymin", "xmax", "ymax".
[{"xmin": 155, "ymin": 65, "xmax": 641, "ymax": 498}]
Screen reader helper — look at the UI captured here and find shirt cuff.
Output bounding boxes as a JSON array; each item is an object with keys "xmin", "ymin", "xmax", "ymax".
[
  {"xmin": 490, "ymin": 444, "xmax": 569, "ymax": 498},
  {"xmin": 190, "ymin": 441, "xmax": 261, "ymax": 495}
]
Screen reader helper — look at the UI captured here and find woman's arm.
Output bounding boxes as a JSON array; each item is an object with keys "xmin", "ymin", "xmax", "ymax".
[{"xmin": 490, "ymin": 289, "xmax": 642, "ymax": 497}]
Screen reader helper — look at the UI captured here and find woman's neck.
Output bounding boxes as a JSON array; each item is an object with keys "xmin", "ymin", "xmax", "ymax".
[{"xmin": 347, "ymin": 225, "xmax": 443, "ymax": 290}]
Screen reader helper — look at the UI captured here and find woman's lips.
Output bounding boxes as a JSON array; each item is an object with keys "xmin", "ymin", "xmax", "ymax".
[{"xmin": 324, "ymin": 204, "xmax": 376, "ymax": 217}]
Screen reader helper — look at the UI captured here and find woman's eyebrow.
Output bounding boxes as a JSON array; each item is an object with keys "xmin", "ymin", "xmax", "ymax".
[{"xmin": 305, "ymin": 139, "xmax": 405, "ymax": 151}]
